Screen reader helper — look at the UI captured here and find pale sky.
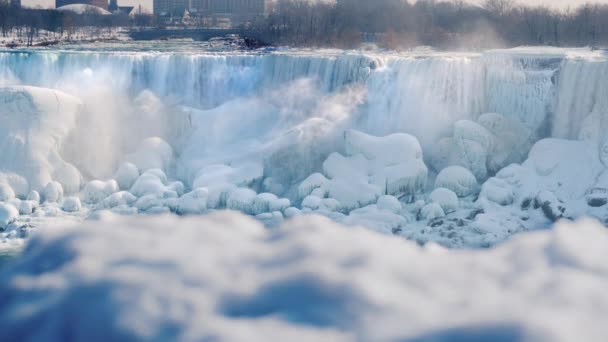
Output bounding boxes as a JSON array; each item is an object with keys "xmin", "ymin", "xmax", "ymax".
[{"xmin": 21, "ymin": 0, "xmax": 608, "ymax": 15}]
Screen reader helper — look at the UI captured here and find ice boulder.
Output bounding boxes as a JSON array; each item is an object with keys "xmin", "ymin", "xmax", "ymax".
[
  {"xmin": 477, "ymin": 113, "xmax": 531, "ymax": 173},
  {"xmin": 420, "ymin": 203, "xmax": 445, "ymax": 220},
  {"xmin": 342, "ymin": 204, "xmax": 409, "ymax": 234},
  {"xmin": 376, "ymin": 195, "xmax": 402, "ymax": 214},
  {"xmin": 113, "ymin": 162, "xmax": 140, "ymax": 190},
  {"xmin": 252, "ymin": 193, "xmax": 279, "ymax": 215},
  {"xmin": 429, "ymin": 188, "xmax": 458, "ymax": 213},
  {"xmin": 0, "ymin": 203, "xmax": 18, "ymax": 229},
  {"xmin": 435, "ymin": 166, "xmax": 479, "ymax": 197},
  {"xmin": 344, "ymin": 129, "xmax": 423, "ymax": 165},
  {"xmin": 369, "ymin": 161, "xmax": 427, "ymax": 196},
  {"xmin": 126, "ymin": 137, "xmax": 174, "ymax": 173},
  {"xmin": 100, "ymin": 191, "xmax": 137, "ymax": 209},
  {"xmin": 226, "ymin": 188, "xmax": 257, "ymax": 214},
  {"xmin": 27, "ymin": 190, "xmax": 40, "ymax": 203},
  {"xmin": 176, "ymin": 188, "xmax": 209, "ymax": 215},
  {"xmin": 0, "ymin": 86, "xmax": 82, "ymax": 192},
  {"xmin": 322, "ymin": 152, "xmax": 368, "ymax": 180},
  {"xmin": 43, "ymin": 181, "xmax": 64, "ymax": 203},
  {"xmin": 0, "ymin": 173, "xmax": 28, "ymax": 199},
  {"xmin": 18, "ymin": 200, "xmax": 36, "ymax": 215},
  {"xmin": 297, "ymin": 173, "xmax": 329, "ymax": 200},
  {"xmin": 0, "ymin": 183, "xmax": 15, "ymax": 202},
  {"xmin": 479, "ymin": 178, "xmax": 515, "ymax": 206},
  {"xmin": 62, "ymin": 197, "xmax": 82, "ymax": 213},
  {"xmin": 325, "ymin": 178, "xmax": 381, "ymax": 211},
  {"xmin": 83, "ymin": 180, "xmax": 119, "ymax": 204},
  {"xmin": 129, "ymin": 170, "xmax": 170, "ymax": 198},
  {"xmin": 301, "ymin": 195, "xmax": 323, "ymax": 210}
]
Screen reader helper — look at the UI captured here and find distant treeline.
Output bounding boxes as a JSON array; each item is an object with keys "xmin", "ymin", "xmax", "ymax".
[
  {"xmin": 2, "ymin": 0, "xmax": 608, "ymax": 49},
  {"xmin": 249, "ymin": 0, "xmax": 608, "ymax": 49},
  {"xmin": 0, "ymin": 5, "xmax": 153, "ymax": 46}
]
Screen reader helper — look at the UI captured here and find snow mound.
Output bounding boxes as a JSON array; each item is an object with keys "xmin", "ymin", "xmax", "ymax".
[
  {"xmin": 83, "ymin": 180, "xmax": 119, "ymax": 204},
  {"xmin": 62, "ymin": 197, "xmax": 82, "ymax": 212},
  {"xmin": 0, "ymin": 203, "xmax": 18, "ymax": 229},
  {"xmin": 435, "ymin": 166, "xmax": 479, "ymax": 197},
  {"xmin": 431, "ymin": 114, "xmax": 531, "ymax": 181},
  {"xmin": 0, "ymin": 86, "xmax": 83, "ymax": 193},
  {"xmin": 1, "ymin": 214, "xmax": 606, "ymax": 341},
  {"xmin": 429, "ymin": 188, "xmax": 459, "ymax": 213},
  {"xmin": 113, "ymin": 162, "xmax": 140, "ymax": 191}
]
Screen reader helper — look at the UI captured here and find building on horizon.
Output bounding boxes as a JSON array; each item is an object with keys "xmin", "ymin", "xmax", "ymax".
[
  {"xmin": 56, "ymin": 0, "xmax": 108, "ymax": 11},
  {"xmin": 154, "ymin": 0, "xmax": 267, "ymax": 26}
]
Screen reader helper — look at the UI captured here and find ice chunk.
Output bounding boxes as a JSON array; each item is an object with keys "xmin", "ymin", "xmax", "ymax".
[
  {"xmin": 342, "ymin": 204, "xmax": 408, "ymax": 234},
  {"xmin": 420, "ymin": 203, "xmax": 445, "ymax": 220},
  {"xmin": 376, "ymin": 195, "xmax": 402, "ymax": 214},
  {"xmin": 325, "ymin": 178, "xmax": 381, "ymax": 211},
  {"xmin": 134, "ymin": 195, "xmax": 163, "ymax": 212},
  {"xmin": 429, "ymin": 188, "xmax": 458, "ymax": 213},
  {"xmin": 177, "ymin": 188, "xmax": 209, "ymax": 215},
  {"xmin": 302, "ymin": 195, "xmax": 322, "ymax": 210},
  {"xmin": 297, "ymin": 173, "xmax": 329, "ymax": 200},
  {"xmin": 129, "ymin": 171, "xmax": 167, "ymax": 198},
  {"xmin": 322, "ymin": 152, "xmax": 368, "ymax": 180},
  {"xmin": 0, "ymin": 203, "xmax": 18, "ymax": 229},
  {"xmin": 269, "ymin": 198, "xmax": 291, "ymax": 213},
  {"xmin": 113, "ymin": 162, "xmax": 139, "ymax": 191},
  {"xmin": 252, "ymin": 193, "xmax": 279, "ymax": 215},
  {"xmin": 18, "ymin": 200, "xmax": 36, "ymax": 215},
  {"xmin": 435, "ymin": 166, "xmax": 479, "ymax": 197},
  {"xmin": 83, "ymin": 180, "xmax": 119, "ymax": 204},
  {"xmin": 43, "ymin": 181, "xmax": 64, "ymax": 203},
  {"xmin": 0, "ymin": 183, "xmax": 15, "ymax": 202},
  {"xmin": 479, "ymin": 178, "xmax": 515, "ymax": 206},
  {"xmin": 344, "ymin": 129, "xmax": 423, "ymax": 166},
  {"xmin": 284, "ymin": 207, "xmax": 301, "ymax": 218},
  {"xmin": 369, "ymin": 160, "xmax": 427, "ymax": 196},
  {"xmin": 99, "ymin": 191, "xmax": 137, "ymax": 209},
  {"xmin": 62, "ymin": 197, "xmax": 82, "ymax": 213},
  {"xmin": 0, "ymin": 86, "xmax": 82, "ymax": 192},
  {"xmin": 226, "ymin": 188, "xmax": 257, "ymax": 214},
  {"xmin": 27, "ymin": 190, "xmax": 40, "ymax": 203}
]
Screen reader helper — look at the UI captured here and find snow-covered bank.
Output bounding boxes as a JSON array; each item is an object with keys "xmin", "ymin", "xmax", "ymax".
[
  {"xmin": 0, "ymin": 213, "xmax": 606, "ymax": 341},
  {"xmin": 0, "ymin": 45, "xmax": 607, "ymax": 249}
]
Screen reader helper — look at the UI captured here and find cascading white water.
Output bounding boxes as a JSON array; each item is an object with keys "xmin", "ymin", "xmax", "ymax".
[{"xmin": 0, "ymin": 46, "xmax": 607, "ymax": 208}]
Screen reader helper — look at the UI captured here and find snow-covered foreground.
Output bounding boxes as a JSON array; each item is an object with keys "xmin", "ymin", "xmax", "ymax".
[
  {"xmin": 0, "ymin": 44, "xmax": 607, "ymax": 251},
  {"xmin": 0, "ymin": 212, "xmax": 607, "ymax": 341}
]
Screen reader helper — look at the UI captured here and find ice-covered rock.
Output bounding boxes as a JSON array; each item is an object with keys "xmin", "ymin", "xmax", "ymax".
[
  {"xmin": 479, "ymin": 178, "xmax": 515, "ymax": 206},
  {"xmin": 129, "ymin": 171, "xmax": 168, "ymax": 198},
  {"xmin": 344, "ymin": 129, "xmax": 423, "ymax": 166},
  {"xmin": 325, "ymin": 178, "xmax": 381, "ymax": 211},
  {"xmin": 176, "ymin": 188, "xmax": 209, "ymax": 215},
  {"xmin": 0, "ymin": 203, "xmax": 18, "ymax": 229},
  {"xmin": 283, "ymin": 207, "xmax": 301, "ymax": 218},
  {"xmin": 342, "ymin": 204, "xmax": 408, "ymax": 234},
  {"xmin": 192, "ymin": 163, "xmax": 263, "ymax": 191},
  {"xmin": 226, "ymin": 188, "xmax": 257, "ymax": 214},
  {"xmin": 43, "ymin": 181, "xmax": 64, "ymax": 203},
  {"xmin": 297, "ymin": 173, "xmax": 329, "ymax": 199},
  {"xmin": 0, "ymin": 183, "xmax": 15, "ymax": 202},
  {"xmin": 252, "ymin": 193, "xmax": 279, "ymax": 215},
  {"xmin": 302, "ymin": 195, "xmax": 323, "ymax": 210},
  {"xmin": 99, "ymin": 191, "xmax": 137, "ymax": 209},
  {"xmin": 376, "ymin": 195, "xmax": 402, "ymax": 214},
  {"xmin": 420, "ymin": 203, "xmax": 445, "ymax": 220},
  {"xmin": 113, "ymin": 162, "xmax": 139, "ymax": 190},
  {"xmin": 429, "ymin": 188, "xmax": 458, "ymax": 213},
  {"xmin": 83, "ymin": 180, "xmax": 119, "ymax": 204},
  {"xmin": 322, "ymin": 152, "xmax": 368, "ymax": 180},
  {"xmin": 27, "ymin": 190, "xmax": 40, "ymax": 203},
  {"xmin": 134, "ymin": 195, "xmax": 163, "ymax": 212},
  {"xmin": 18, "ymin": 200, "xmax": 36, "ymax": 215},
  {"xmin": 62, "ymin": 197, "xmax": 82, "ymax": 213},
  {"xmin": 0, "ymin": 173, "xmax": 28, "ymax": 199},
  {"xmin": 269, "ymin": 198, "xmax": 291, "ymax": 213},
  {"xmin": 369, "ymin": 160, "xmax": 427, "ymax": 196},
  {"xmin": 0, "ymin": 86, "xmax": 82, "ymax": 192},
  {"xmin": 435, "ymin": 166, "xmax": 479, "ymax": 197}
]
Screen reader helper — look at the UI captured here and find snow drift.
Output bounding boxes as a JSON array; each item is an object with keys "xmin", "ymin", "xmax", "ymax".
[{"xmin": 0, "ymin": 213, "xmax": 606, "ymax": 342}]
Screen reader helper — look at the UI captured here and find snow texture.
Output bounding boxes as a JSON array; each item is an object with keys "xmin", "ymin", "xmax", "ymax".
[{"xmin": 0, "ymin": 213, "xmax": 606, "ymax": 342}]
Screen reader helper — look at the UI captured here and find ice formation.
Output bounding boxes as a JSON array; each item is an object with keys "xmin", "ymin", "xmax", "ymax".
[
  {"xmin": 0, "ymin": 213, "xmax": 607, "ymax": 341},
  {"xmin": 0, "ymin": 46, "xmax": 606, "ymax": 249}
]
